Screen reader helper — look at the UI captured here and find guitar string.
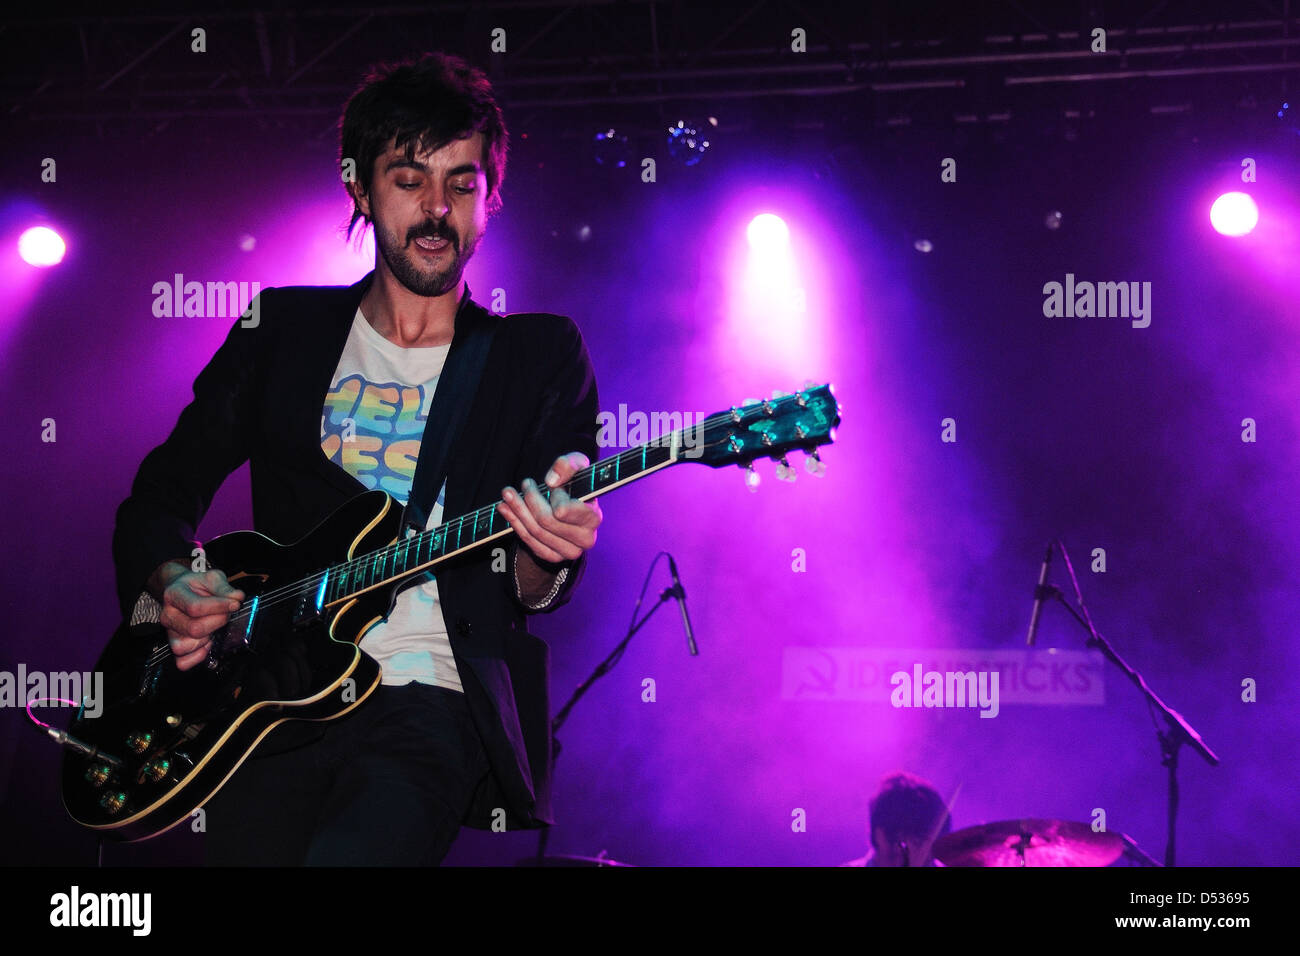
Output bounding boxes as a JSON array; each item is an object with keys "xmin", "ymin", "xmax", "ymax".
[
  {"xmin": 244, "ymin": 440, "xmax": 674, "ymax": 612},
  {"xmin": 225, "ymin": 410, "xmax": 736, "ymax": 614},
  {"xmin": 285, "ymin": 399, "xmax": 822, "ymax": 609},
  {"xmin": 197, "ymin": 398, "xmax": 827, "ymax": 630},
  {"xmin": 219, "ymin": 429, "xmax": 703, "ymax": 620},
  {"xmin": 214, "ymin": 401, "xmax": 826, "ymax": 625}
]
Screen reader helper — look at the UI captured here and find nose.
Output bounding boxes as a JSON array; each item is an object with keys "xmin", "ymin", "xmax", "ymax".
[{"xmin": 422, "ymin": 187, "xmax": 450, "ymax": 221}]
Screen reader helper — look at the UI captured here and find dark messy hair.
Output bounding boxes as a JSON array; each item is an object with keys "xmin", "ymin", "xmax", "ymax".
[
  {"xmin": 338, "ymin": 51, "xmax": 508, "ymax": 239},
  {"xmin": 869, "ymin": 772, "xmax": 952, "ymax": 843}
]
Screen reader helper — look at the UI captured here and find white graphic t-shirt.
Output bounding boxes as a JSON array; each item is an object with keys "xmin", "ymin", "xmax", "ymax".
[{"xmin": 319, "ymin": 307, "xmax": 463, "ymax": 692}]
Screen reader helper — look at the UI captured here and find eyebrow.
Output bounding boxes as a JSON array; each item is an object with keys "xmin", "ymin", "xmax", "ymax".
[{"xmin": 383, "ymin": 158, "xmax": 484, "ymax": 178}]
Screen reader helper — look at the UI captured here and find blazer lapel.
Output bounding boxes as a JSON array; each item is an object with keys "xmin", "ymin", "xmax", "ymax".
[
  {"xmin": 305, "ymin": 271, "xmax": 375, "ymax": 498},
  {"xmin": 447, "ymin": 295, "xmax": 507, "ymax": 517}
]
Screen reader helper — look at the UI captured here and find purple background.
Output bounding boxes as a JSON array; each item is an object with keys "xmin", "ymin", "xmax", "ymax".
[{"xmin": 2, "ymin": 37, "xmax": 1297, "ymax": 869}]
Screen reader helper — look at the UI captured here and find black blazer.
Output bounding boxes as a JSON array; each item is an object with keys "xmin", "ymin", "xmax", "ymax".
[{"xmin": 112, "ymin": 271, "xmax": 600, "ymax": 828}]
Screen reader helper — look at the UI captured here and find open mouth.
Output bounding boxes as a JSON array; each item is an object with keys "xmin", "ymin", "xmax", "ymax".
[{"xmin": 413, "ymin": 236, "xmax": 451, "ymax": 254}]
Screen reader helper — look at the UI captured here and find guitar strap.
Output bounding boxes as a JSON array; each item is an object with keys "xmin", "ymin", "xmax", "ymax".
[{"xmin": 400, "ymin": 289, "xmax": 501, "ymax": 540}]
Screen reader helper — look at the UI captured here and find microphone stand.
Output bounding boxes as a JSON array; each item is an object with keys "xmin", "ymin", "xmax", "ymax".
[
  {"xmin": 535, "ymin": 554, "xmax": 685, "ymax": 864},
  {"xmin": 1046, "ymin": 541, "xmax": 1219, "ymax": 867}
]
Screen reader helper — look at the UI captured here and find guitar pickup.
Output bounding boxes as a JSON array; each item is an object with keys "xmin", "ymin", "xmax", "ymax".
[
  {"xmin": 289, "ymin": 597, "xmax": 320, "ymax": 630},
  {"xmin": 290, "ymin": 569, "xmax": 329, "ymax": 630}
]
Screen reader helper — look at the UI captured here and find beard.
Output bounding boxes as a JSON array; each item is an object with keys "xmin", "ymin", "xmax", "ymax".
[{"xmin": 373, "ymin": 217, "xmax": 479, "ymax": 297}]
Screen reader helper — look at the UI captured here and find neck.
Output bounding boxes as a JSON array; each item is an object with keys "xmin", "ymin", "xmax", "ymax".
[{"xmin": 360, "ymin": 267, "xmax": 463, "ymax": 348}]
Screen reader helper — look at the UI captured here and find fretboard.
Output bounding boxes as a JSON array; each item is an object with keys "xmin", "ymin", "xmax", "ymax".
[{"xmin": 321, "ymin": 438, "xmax": 679, "ymax": 606}]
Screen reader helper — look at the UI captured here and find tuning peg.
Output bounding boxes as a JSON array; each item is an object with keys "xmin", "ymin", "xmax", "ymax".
[
  {"xmin": 742, "ymin": 397, "xmax": 760, "ymax": 407},
  {"xmin": 744, "ymin": 463, "xmax": 761, "ymax": 492},
  {"xmin": 771, "ymin": 390, "xmax": 791, "ymax": 399},
  {"xmin": 804, "ymin": 450, "xmax": 826, "ymax": 477},
  {"xmin": 775, "ymin": 456, "xmax": 797, "ymax": 482}
]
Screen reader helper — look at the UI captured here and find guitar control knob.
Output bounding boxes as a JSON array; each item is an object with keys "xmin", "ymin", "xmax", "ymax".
[
  {"xmin": 126, "ymin": 732, "xmax": 152, "ymax": 754},
  {"xmin": 84, "ymin": 765, "xmax": 112, "ymax": 788},
  {"xmin": 144, "ymin": 759, "xmax": 171, "ymax": 782},
  {"xmin": 99, "ymin": 791, "xmax": 127, "ymax": 815}
]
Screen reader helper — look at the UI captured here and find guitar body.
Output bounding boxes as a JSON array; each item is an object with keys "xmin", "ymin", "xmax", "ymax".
[
  {"xmin": 61, "ymin": 383, "xmax": 841, "ymax": 842},
  {"xmin": 61, "ymin": 489, "xmax": 400, "ymax": 841}
]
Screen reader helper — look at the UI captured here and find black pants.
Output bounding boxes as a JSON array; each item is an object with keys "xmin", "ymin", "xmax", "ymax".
[{"xmin": 203, "ymin": 683, "xmax": 491, "ymax": 866}]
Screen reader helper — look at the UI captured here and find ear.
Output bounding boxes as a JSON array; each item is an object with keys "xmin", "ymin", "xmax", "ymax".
[
  {"xmin": 347, "ymin": 179, "xmax": 371, "ymax": 220},
  {"xmin": 870, "ymin": 826, "xmax": 887, "ymax": 854}
]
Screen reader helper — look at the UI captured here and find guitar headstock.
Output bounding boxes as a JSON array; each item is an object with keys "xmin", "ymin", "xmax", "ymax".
[{"xmin": 685, "ymin": 383, "xmax": 840, "ymax": 484}]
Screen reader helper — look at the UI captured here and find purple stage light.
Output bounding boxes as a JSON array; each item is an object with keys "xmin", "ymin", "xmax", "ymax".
[
  {"xmin": 18, "ymin": 225, "xmax": 66, "ymax": 266},
  {"xmin": 711, "ymin": 194, "xmax": 839, "ymax": 379},
  {"xmin": 1209, "ymin": 192, "xmax": 1259, "ymax": 237},
  {"xmin": 737, "ymin": 211, "xmax": 807, "ymax": 361},
  {"xmin": 746, "ymin": 213, "xmax": 790, "ymax": 252}
]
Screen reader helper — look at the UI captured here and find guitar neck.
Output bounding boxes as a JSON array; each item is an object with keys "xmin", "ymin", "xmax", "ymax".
[
  {"xmin": 314, "ymin": 381, "xmax": 841, "ymax": 608},
  {"xmin": 321, "ymin": 433, "xmax": 684, "ymax": 607}
]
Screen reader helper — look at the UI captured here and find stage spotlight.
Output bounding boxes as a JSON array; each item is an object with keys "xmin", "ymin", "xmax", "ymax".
[
  {"xmin": 747, "ymin": 213, "xmax": 789, "ymax": 252},
  {"xmin": 1210, "ymin": 192, "xmax": 1259, "ymax": 237},
  {"xmin": 1045, "ymin": 210, "xmax": 1062, "ymax": 230},
  {"xmin": 18, "ymin": 226, "xmax": 66, "ymax": 267},
  {"xmin": 593, "ymin": 129, "xmax": 632, "ymax": 168},
  {"xmin": 1278, "ymin": 101, "xmax": 1298, "ymax": 135},
  {"xmin": 913, "ymin": 238, "xmax": 933, "ymax": 253},
  {"xmin": 667, "ymin": 120, "xmax": 711, "ymax": 166}
]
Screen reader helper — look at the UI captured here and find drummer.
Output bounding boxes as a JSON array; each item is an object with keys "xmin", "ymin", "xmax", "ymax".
[{"xmin": 841, "ymin": 772, "xmax": 952, "ymax": 867}]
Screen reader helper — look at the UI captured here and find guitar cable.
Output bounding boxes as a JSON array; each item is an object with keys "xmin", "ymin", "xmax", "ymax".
[{"xmin": 26, "ymin": 697, "xmax": 124, "ymax": 766}]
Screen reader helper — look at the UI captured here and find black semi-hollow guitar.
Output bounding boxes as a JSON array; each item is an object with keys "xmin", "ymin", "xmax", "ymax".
[{"xmin": 61, "ymin": 385, "xmax": 839, "ymax": 840}]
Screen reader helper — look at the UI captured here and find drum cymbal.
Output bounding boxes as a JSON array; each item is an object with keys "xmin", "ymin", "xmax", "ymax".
[{"xmin": 933, "ymin": 818, "xmax": 1123, "ymax": 867}]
